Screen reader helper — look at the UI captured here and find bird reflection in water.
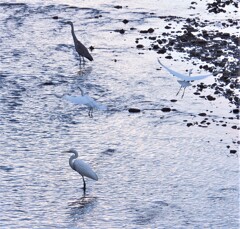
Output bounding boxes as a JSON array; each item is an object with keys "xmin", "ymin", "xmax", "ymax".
[
  {"xmin": 77, "ymin": 66, "xmax": 93, "ymax": 76},
  {"xmin": 68, "ymin": 194, "xmax": 97, "ymax": 221}
]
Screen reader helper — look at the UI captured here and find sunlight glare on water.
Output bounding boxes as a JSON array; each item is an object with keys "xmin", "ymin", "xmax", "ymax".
[{"xmin": 0, "ymin": 0, "xmax": 239, "ymax": 228}]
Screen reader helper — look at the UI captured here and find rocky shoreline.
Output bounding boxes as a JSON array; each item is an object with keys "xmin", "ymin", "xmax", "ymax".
[{"xmin": 134, "ymin": 1, "xmax": 239, "ymax": 108}]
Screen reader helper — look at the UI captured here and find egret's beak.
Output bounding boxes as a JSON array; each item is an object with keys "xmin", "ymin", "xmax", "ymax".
[{"xmin": 62, "ymin": 150, "xmax": 71, "ymax": 153}]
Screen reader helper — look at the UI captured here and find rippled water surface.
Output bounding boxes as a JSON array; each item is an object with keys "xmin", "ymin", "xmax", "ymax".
[{"xmin": 0, "ymin": 0, "xmax": 239, "ymax": 228}]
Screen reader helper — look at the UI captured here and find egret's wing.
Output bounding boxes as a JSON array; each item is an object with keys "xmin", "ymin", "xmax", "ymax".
[
  {"xmin": 73, "ymin": 159, "xmax": 98, "ymax": 181},
  {"xmin": 97, "ymin": 103, "xmax": 107, "ymax": 111},
  {"xmin": 158, "ymin": 59, "xmax": 189, "ymax": 80},
  {"xmin": 63, "ymin": 95, "xmax": 88, "ymax": 105},
  {"xmin": 84, "ymin": 95, "xmax": 107, "ymax": 110},
  {"xmin": 158, "ymin": 59, "xmax": 212, "ymax": 81},
  {"xmin": 92, "ymin": 100, "xmax": 107, "ymax": 111},
  {"xmin": 187, "ymin": 74, "xmax": 212, "ymax": 81}
]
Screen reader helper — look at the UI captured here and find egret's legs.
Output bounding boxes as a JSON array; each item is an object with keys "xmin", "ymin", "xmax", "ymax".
[
  {"xmin": 88, "ymin": 108, "xmax": 93, "ymax": 118},
  {"xmin": 176, "ymin": 86, "xmax": 182, "ymax": 96},
  {"xmin": 181, "ymin": 87, "xmax": 186, "ymax": 98},
  {"xmin": 82, "ymin": 176, "xmax": 86, "ymax": 191}
]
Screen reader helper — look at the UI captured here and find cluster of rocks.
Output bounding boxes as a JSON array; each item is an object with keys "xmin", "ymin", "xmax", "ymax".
[
  {"xmin": 206, "ymin": 0, "xmax": 239, "ymax": 14},
  {"xmin": 135, "ymin": 10, "xmax": 239, "ymax": 107}
]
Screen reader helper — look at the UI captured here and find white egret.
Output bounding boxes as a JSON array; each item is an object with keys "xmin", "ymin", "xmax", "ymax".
[
  {"xmin": 63, "ymin": 86, "xmax": 107, "ymax": 118},
  {"xmin": 65, "ymin": 21, "xmax": 93, "ymax": 65},
  {"xmin": 62, "ymin": 149, "xmax": 98, "ymax": 191},
  {"xmin": 158, "ymin": 59, "xmax": 212, "ymax": 98}
]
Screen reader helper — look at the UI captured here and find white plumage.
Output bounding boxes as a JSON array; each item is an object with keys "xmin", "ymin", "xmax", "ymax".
[
  {"xmin": 63, "ymin": 149, "xmax": 98, "ymax": 191},
  {"xmin": 158, "ymin": 59, "xmax": 212, "ymax": 81},
  {"xmin": 158, "ymin": 59, "xmax": 212, "ymax": 98},
  {"xmin": 72, "ymin": 159, "xmax": 98, "ymax": 181},
  {"xmin": 63, "ymin": 86, "xmax": 107, "ymax": 117}
]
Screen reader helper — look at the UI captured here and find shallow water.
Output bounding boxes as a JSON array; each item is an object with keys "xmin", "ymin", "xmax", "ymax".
[{"xmin": 0, "ymin": 1, "xmax": 239, "ymax": 228}]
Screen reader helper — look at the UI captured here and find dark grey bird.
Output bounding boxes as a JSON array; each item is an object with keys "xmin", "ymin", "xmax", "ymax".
[{"xmin": 66, "ymin": 21, "xmax": 93, "ymax": 65}]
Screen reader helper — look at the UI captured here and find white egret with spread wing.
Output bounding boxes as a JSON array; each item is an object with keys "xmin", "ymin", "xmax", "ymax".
[
  {"xmin": 62, "ymin": 149, "xmax": 98, "ymax": 191},
  {"xmin": 63, "ymin": 86, "xmax": 107, "ymax": 117},
  {"xmin": 158, "ymin": 59, "xmax": 212, "ymax": 98},
  {"xmin": 65, "ymin": 21, "xmax": 93, "ymax": 65}
]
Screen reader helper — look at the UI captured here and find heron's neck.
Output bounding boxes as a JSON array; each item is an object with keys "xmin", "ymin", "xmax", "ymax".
[{"xmin": 70, "ymin": 24, "xmax": 77, "ymax": 41}]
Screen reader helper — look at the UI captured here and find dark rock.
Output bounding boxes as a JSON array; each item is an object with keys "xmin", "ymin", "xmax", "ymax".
[
  {"xmin": 122, "ymin": 19, "xmax": 129, "ymax": 24},
  {"xmin": 170, "ymin": 99, "xmax": 177, "ymax": 102},
  {"xmin": 148, "ymin": 28, "xmax": 154, "ymax": 33},
  {"xmin": 231, "ymin": 125, "xmax": 237, "ymax": 129},
  {"xmin": 194, "ymin": 92, "xmax": 201, "ymax": 95},
  {"xmin": 187, "ymin": 123, "xmax": 193, "ymax": 127},
  {"xmin": 165, "ymin": 55, "xmax": 172, "ymax": 59},
  {"xmin": 152, "ymin": 44, "xmax": 159, "ymax": 50},
  {"xmin": 161, "ymin": 107, "xmax": 171, "ymax": 112},
  {"xmin": 94, "ymin": 15, "xmax": 102, "ymax": 18},
  {"xmin": 232, "ymin": 109, "xmax": 239, "ymax": 114},
  {"xmin": 230, "ymin": 150, "xmax": 237, "ymax": 154},
  {"xmin": 165, "ymin": 25, "xmax": 171, "ymax": 29},
  {"xmin": 149, "ymin": 36, "xmax": 157, "ymax": 40},
  {"xmin": 198, "ymin": 113, "xmax": 207, "ymax": 116},
  {"xmin": 157, "ymin": 47, "xmax": 166, "ymax": 54},
  {"xmin": 136, "ymin": 44, "xmax": 144, "ymax": 49},
  {"xmin": 114, "ymin": 29, "xmax": 125, "ymax": 34},
  {"xmin": 89, "ymin": 46, "xmax": 94, "ymax": 51},
  {"xmin": 128, "ymin": 108, "xmax": 141, "ymax": 113},
  {"xmin": 114, "ymin": 5, "xmax": 122, "ymax": 9},
  {"xmin": 52, "ymin": 16, "xmax": 58, "ymax": 19},
  {"xmin": 206, "ymin": 95, "xmax": 216, "ymax": 101},
  {"xmin": 42, "ymin": 81, "xmax": 55, "ymax": 86},
  {"xmin": 140, "ymin": 30, "xmax": 149, "ymax": 34},
  {"xmin": 101, "ymin": 148, "xmax": 116, "ymax": 155}
]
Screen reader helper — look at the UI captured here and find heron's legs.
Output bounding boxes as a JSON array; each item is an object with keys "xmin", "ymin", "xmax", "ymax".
[
  {"xmin": 79, "ymin": 56, "xmax": 86, "ymax": 67},
  {"xmin": 79, "ymin": 56, "xmax": 82, "ymax": 67},
  {"xmin": 176, "ymin": 86, "xmax": 182, "ymax": 96}
]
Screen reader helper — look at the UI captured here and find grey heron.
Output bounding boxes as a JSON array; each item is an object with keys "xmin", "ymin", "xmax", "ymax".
[
  {"xmin": 158, "ymin": 59, "xmax": 212, "ymax": 98},
  {"xmin": 63, "ymin": 149, "xmax": 98, "ymax": 191},
  {"xmin": 65, "ymin": 21, "xmax": 93, "ymax": 65}
]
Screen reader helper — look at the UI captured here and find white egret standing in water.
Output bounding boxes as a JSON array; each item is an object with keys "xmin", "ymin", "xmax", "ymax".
[
  {"xmin": 62, "ymin": 149, "xmax": 98, "ymax": 191},
  {"xmin": 65, "ymin": 21, "xmax": 93, "ymax": 65},
  {"xmin": 158, "ymin": 59, "xmax": 212, "ymax": 98},
  {"xmin": 63, "ymin": 86, "xmax": 107, "ymax": 118}
]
